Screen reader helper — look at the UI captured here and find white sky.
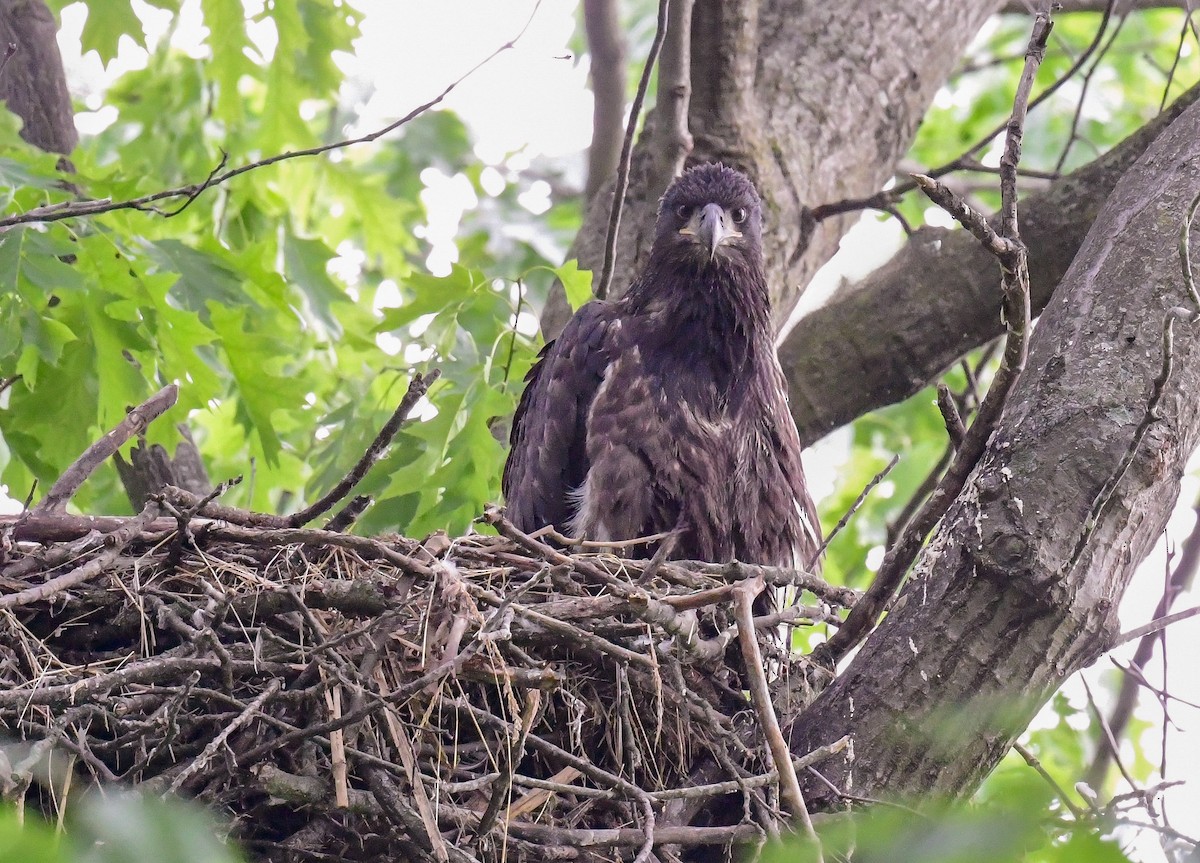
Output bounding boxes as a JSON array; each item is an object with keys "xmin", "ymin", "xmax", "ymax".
[{"xmin": 21, "ymin": 1, "xmax": 1200, "ymax": 856}]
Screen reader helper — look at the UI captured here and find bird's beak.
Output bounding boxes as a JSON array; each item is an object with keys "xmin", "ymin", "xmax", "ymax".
[{"xmin": 695, "ymin": 203, "xmax": 735, "ymax": 262}]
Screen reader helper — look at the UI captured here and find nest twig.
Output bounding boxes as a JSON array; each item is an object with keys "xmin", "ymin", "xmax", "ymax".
[{"xmin": 0, "ymin": 383, "xmax": 855, "ymax": 863}]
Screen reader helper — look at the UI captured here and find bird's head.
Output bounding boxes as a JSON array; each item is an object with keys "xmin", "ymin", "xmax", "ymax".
[{"xmin": 654, "ymin": 163, "xmax": 763, "ymax": 269}]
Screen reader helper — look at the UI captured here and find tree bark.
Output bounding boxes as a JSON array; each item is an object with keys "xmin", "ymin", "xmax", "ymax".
[
  {"xmin": 582, "ymin": 0, "xmax": 626, "ymax": 201},
  {"xmin": 545, "ymin": 0, "xmax": 1003, "ymax": 339},
  {"xmin": 784, "ymin": 82, "xmax": 1200, "ymax": 446},
  {"xmin": 786, "ymin": 94, "xmax": 1200, "ymax": 805},
  {"xmin": 0, "ymin": 0, "xmax": 77, "ymax": 154}
]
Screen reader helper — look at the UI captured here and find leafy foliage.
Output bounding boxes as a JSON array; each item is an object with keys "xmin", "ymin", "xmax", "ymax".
[
  {"xmin": 0, "ymin": 0, "xmax": 580, "ymax": 533},
  {"xmin": 0, "ymin": 794, "xmax": 244, "ymax": 863},
  {"xmin": 764, "ymin": 778, "xmax": 1134, "ymax": 863}
]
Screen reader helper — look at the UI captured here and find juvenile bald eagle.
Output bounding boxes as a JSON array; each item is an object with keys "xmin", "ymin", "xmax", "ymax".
[{"xmin": 503, "ymin": 163, "xmax": 819, "ymax": 576}]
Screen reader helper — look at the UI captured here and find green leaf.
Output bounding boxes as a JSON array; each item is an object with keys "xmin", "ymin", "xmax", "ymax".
[
  {"xmin": 200, "ymin": 0, "xmax": 254, "ymax": 123},
  {"xmin": 20, "ymin": 315, "xmax": 77, "ymax": 367},
  {"xmin": 144, "ymin": 240, "xmax": 247, "ymax": 318},
  {"xmin": 75, "ymin": 792, "xmax": 244, "ymax": 863},
  {"xmin": 79, "ymin": 1, "xmax": 146, "ymax": 64},
  {"xmin": 209, "ymin": 304, "xmax": 310, "ymax": 465},
  {"xmin": 554, "ymin": 259, "xmax": 594, "ymax": 311},
  {"xmin": 282, "ymin": 235, "xmax": 347, "ymax": 337}
]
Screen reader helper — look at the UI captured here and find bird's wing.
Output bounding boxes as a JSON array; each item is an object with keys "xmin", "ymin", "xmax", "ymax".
[
  {"xmin": 763, "ymin": 358, "xmax": 823, "ymax": 568},
  {"xmin": 502, "ymin": 301, "xmax": 618, "ymax": 533}
]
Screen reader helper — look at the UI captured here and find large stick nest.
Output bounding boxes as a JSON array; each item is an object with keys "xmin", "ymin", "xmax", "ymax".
[{"xmin": 0, "ymin": 383, "xmax": 857, "ymax": 862}]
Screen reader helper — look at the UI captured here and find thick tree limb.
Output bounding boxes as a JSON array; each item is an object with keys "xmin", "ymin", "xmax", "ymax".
[
  {"xmin": 787, "ymin": 91, "xmax": 1200, "ymax": 805},
  {"xmin": 783, "ymin": 81, "xmax": 1200, "ymax": 446}
]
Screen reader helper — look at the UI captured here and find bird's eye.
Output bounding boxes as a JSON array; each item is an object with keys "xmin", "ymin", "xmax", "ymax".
[
  {"xmin": 731, "ymin": 207, "xmax": 748, "ymax": 224},
  {"xmin": 675, "ymin": 205, "xmax": 693, "ymax": 221}
]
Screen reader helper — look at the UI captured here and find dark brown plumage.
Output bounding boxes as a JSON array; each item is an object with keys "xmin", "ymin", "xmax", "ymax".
[{"xmin": 502, "ymin": 163, "xmax": 819, "ymax": 574}]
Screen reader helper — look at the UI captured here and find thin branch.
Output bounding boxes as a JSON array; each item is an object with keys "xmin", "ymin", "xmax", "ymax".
[
  {"xmin": 1013, "ymin": 741, "xmax": 1088, "ymax": 819},
  {"xmin": 1114, "ymin": 603, "xmax": 1200, "ymax": 647},
  {"xmin": 811, "ymin": 0, "xmax": 1111, "ymax": 225},
  {"xmin": 35, "ymin": 384, "xmax": 178, "ymax": 513},
  {"xmin": 936, "ymin": 382, "xmax": 967, "ymax": 448},
  {"xmin": 1082, "ymin": 677, "xmax": 1140, "ymax": 793},
  {"xmin": 0, "ymin": 6, "xmax": 544, "ymax": 229},
  {"xmin": 1089, "ymin": 503, "xmax": 1200, "ymax": 787},
  {"xmin": 596, "ymin": 0, "xmax": 670, "ymax": 301},
  {"xmin": 287, "ymin": 370, "xmax": 440, "ymax": 527},
  {"xmin": 0, "ymin": 501, "xmax": 160, "ymax": 610},
  {"xmin": 806, "ymin": 454, "xmax": 899, "ymax": 569},
  {"xmin": 169, "ymin": 678, "xmax": 282, "ymax": 792}
]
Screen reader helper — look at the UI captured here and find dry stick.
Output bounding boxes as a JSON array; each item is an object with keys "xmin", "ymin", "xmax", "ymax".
[
  {"xmin": 0, "ymin": 8, "xmax": 544, "ymax": 230},
  {"xmin": 232, "ymin": 642, "xmax": 483, "ymax": 767},
  {"xmin": 1012, "ymin": 741, "xmax": 1088, "ymax": 820},
  {"xmin": 732, "ymin": 576, "xmax": 820, "ymax": 852},
  {"xmin": 454, "ymin": 698, "xmax": 661, "ymax": 837},
  {"xmin": 323, "ymin": 681, "xmax": 350, "ymax": 809},
  {"xmin": 493, "ymin": 820, "xmax": 760, "ymax": 850},
  {"xmin": 819, "ymin": 12, "xmax": 1050, "ymax": 664},
  {"xmin": 202, "ymin": 523, "xmax": 435, "ymax": 578},
  {"xmin": 531, "ymin": 735, "xmax": 842, "ymax": 802},
  {"xmin": 485, "ymin": 507, "xmax": 725, "ymax": 658},
  {"xmin": 676, "ymin": 560, "xmax": 860, "ymax": 608},
  {"xmin": 1, "ymin": 512, "xmax": 436, "ymax": 579},
  {"xmin": 152, "ymin": 372, "xmax": 439, "ymax": 530},
  {"xmin": 935, "ymin": 382, "xmax": 967, "ymax": 448},
  {"xmin": 475, "ymin": 692, "xmax": 540, "ymax": 840},
  {"xmin": 595, "ymin": 0, "xmax": 670, "ymax": 301},
  {"xmin": 169, "ymin": 678, "xmax": 282, "ymax": 792},
  {"xmin": 806, "ymin": 454, "xmax": 899, "ymax": 570},
  {"xmin": 0, "ymin": 655, "xmax": 290, "ymax": 708},
  {"xmin": 534, "ymin": 526, "xmax": 674, "ymax": 548},
  {"xmin": 35, "ymin": 384, "xmax": 178, "ymax": 514},
  {"xmin": 288, "ymin": 370, "xmax": 440, "ymax": 526},
  {"xmin": 0, "ymin": 501, "xmax": 161, "ymax": 610}
]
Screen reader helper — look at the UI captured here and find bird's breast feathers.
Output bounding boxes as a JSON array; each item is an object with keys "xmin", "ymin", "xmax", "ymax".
[{"xmin": 569, "ymin": 344, "xmax": 811, "ymax": 566}]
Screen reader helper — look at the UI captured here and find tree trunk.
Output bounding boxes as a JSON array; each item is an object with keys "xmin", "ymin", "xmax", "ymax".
[
  {"xmin": 545, "ymin": 0, "xmax": 1002, "ymax": 338},
  {"xmin": 786, "ymin": 94, "xmax": 1200, "ymax": 804},
  {"xmin": 0, "ymin": 0, "xmax": 77, "ymax": 154}
]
